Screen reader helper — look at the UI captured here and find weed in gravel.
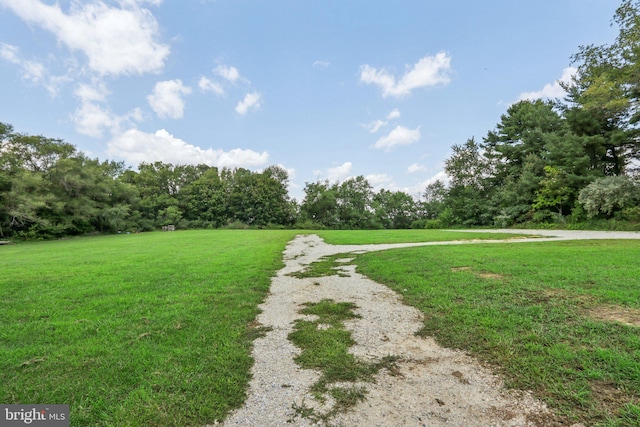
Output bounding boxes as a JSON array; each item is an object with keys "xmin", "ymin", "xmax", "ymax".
[
  {"xmin": 288, "ymin": 254, "xmax": 352, "ymax": 278},
  {"xmin": 288, "ymin": 299, "xmax": 399, "ymax": 425}
]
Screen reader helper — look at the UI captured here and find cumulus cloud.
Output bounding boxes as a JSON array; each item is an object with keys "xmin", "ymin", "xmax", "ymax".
[
  {"xmin": 235, "ymin": 92, "xmax": 262, "ymax": 115},
  {"xmin": 107, "ymin": 128, "xmax": 269, "ymax": 168},
  {"xmin": 215, "ymin": 65, "xmax": 241, "ymax": 83},
  {"xmin": 363, "ymin": 119, "xmax": 388, "ymax": 133},
  {"xmin": 0, "ymin": 0, "xmax": 170, "ymax": 76},
  {"xmin": 75, "ymin": 81, "xmax": 110, "ymax": 103},
  {"xmin": 71, "ymin": 81, "xmax": 142, "ymax": 137},
  {"xmin": 147, "ymin": 79, "xmax": 192, "ymax": 119},
  {"xmin": 386, "ymin": 109, "xmax": 401, "ymax": 120},
  {"xmin": 198, "ymin": 76, "xmax": 224, "ymax": 96},
  {"xmin": 0, "ymin": 42, "xmax": 67, "ymax": 95},
  {"xmin": 374, "ymin": 125, "xmax": 421, "ymax": 151},
  {"xmin": 518, "ymin": 67, "xmax": 576, "ymax": 102},
  {"xmin": 365, "ymin": 173, "xmax": 395, "ymax": 190},
  {"xmin": 72, "ymin": 102, "xmax": 142, "ymax": 138},
  {"xmin": 313, "ymin": 162, "xmax": 353, "ymax": 183},
  {"xmin": 360, "ymin": 52, "xmax": 452, "ymax": 97},
  {"xmin": 72, "ymin": 102, "xmax": 119, "ymax": 138},
  {"xmin": 407, "ymin": 163, "xmax": 427, "ymax": 173},
  {"xmin": 0, "ymin": 42, "xmax": 44, "ymax": 82},
  {"xmin": 402, "ymin": 170, "xmax": 450, "ymax": 198}
]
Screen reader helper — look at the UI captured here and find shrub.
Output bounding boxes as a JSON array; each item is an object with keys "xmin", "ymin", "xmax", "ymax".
[{"xmin": 578, "ymin": 176, "xmax": 640, "ymax": 218}]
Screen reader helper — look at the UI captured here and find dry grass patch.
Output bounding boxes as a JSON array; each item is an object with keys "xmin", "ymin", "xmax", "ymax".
[
  {"xmin": 587, "ymin": 304, "xmax": 640, "ymax": 328},
  {"xmin": 450, "ymin": 266, "xmax": 505, "ymax": 280}
]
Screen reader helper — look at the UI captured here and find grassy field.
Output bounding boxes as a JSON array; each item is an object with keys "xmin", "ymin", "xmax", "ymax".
[
  {"xmin": 0, "ymin": 230, "xmax": 298, "ymax": 426},
  {"xmin": 314, "ymin": 229, "xmax": 535, "ymax": 244},
  {"xmin": 355, "ymin": 239, "xmax": 640, "ymax": 426},
  {"xmin": 2, "ymin": 229, "xmax": 638, "ymax": 426}
]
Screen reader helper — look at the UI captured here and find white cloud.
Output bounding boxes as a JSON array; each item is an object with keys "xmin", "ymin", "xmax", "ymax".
[
  {"xmin": 147, "ymin": 79, "xmax": 192, "ymax": 119},
  {"xmin": 402, "ymin": 170, "xmax": 450, "ymax": 198},
  {"xmin": 407, "ymin": 163, "xmax": 426, "ymax": 173},
  {"xmin": 75, "ymin": 81, "xmax": 110, "ymax": 103},
  {"xmin": 316, "ymin": 162, "xmax": 353, "ymax": 183},
  {"xmin": 0, "ymin": 42, "xmax": 67, "ymax": 95},
  {"xmin": 360, "ymin": 52, "xmax": 452, "ymax": 97},
  {"xmin": 518, "ymin": 67, "xmax": 577, "ymax": 102},
  {"xmin": 374, "ymin": 125, "xmax": 421, "ymax": 151},
  {"xmin": 0, "ymin": 42, "xmax": 19, "ymax": 62},
  {"xmin": 365, "ymin": 173, "xmax": 394, "ymax": 191},
  {"xmin": 0, "ymin": 0, "xmax": 170, "ymax": 76},
  {"xmin": 107, "ymin": 128, "xmax": 269, "ymax": 168},
  {"xmin": 71, "ymin": 82, "xmax": 142, "ymax": 138},
  {"xmin": 386, "ymin": 109, "xmax": 401, "ymax": 120},
  {"xmin": 363, "ymin": 119, "xmax": 388, "ymax": 133},
  {"xmin": 72, "ymin": 102, "xmax": 118, "ymax": 138},
  {"xmin": 313, "ymin": 60, "xmax": 330, "ymax": 68},
  {"xmin": 235, "ymin": 92, "xmax": 262, "ymax": 115},
  {"xmin": 215, "ymin": 65, "xmax": 241, "ymax": 83},
  {"xmin": 198, "ymin": 76, "xmax": 224, "ymax": 96}
]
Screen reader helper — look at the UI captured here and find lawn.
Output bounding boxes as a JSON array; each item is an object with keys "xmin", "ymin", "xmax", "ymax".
[
  {"xmin": 354, "ymin": 239, "xmax": 640, "ymax": 426},
  {"xmin": 0, "ymin": 230, "xmax": 298, "ymax": 426},
  {"xmin": 314, "ymin": 229, "xmax": 535, "ymax": 245},
  {"xmin": 2, "ymin": 230, "xmax": 638, "ymax": 426}
]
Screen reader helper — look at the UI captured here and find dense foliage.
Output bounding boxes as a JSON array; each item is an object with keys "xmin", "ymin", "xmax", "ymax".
[
  {"xmin": 3, "ymin": 1, "xmax": 640, "ymax": 239},
  {"xmin": 433, "ymin": 1, "xmax": 640, "ymax": 228},
  {"xmin": 0, "ymin": 123, "xmax": 435, "ymax": 238}
]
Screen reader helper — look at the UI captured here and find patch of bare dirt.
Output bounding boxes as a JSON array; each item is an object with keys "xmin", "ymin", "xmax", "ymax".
[
  {"xmin": 587, "ymin": 305, "xmax": 640, "ymax": 327},
  {"xmin": 478, "ymin": 272, "xmax": 504, "ymax": 280},
  {"xmin": 451, "ymin": 266, "xmax": 504, "ymax": 280}
]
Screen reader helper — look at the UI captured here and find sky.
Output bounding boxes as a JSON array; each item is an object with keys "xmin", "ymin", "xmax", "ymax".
[{"xmin": 0, "ymin": 0, "xmax": 622, "ymax": 201}]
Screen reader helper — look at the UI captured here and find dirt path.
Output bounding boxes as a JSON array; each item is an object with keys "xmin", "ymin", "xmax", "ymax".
[{"xmin": 220, "ymin": 230, "xmax": 640, "ymax": 426}]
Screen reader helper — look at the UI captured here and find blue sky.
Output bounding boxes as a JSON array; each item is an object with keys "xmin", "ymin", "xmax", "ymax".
[{"xmin": 0, "ymin": 0, "xmax": 620, "ymax": 200}]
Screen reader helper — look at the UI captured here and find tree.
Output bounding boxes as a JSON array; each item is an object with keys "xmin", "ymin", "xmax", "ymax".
[
  {"xmin": 2, "ymin": 169, "xmax": 57, "ymax": 237},
  {"xmin": 335, "ymin": 176, "xmax": 375, "ymax": 229},
  {"xmin": 484, "ymin": 100, "xmax": 564, "ymax": 179},
  {"xmin": 226, "ymin": 167, "xmax": 294, "ymax": 227},
  {"xmin": 181, "ymin": 166, "xmax": 229, "ymax": 227},
  {"xmin": 300, "ymin": 180, "xmax": 339, "ymax": 227},
  {"xmin": 444, "ymin": 138, "xmax": 493, "ymax": 225},
  {"xmin": 532, "ymin": 166, "xmax": 572, "ymax": 216},
  {"xmin": 420, "ymin": 180, "xmax": 447, "ymax": 220},
  {"xmin": 564, "ymin": 0, "xmax": 640, "ymax": 174},
  {"xmin": 482, "ymin": 100, "xmax": 566, "ymax": 222},
  {"xmin": 373, "ymin": 189, "xmax": 418, "ymax": 229},
  {"xmin": 578, "ymin": 175, "xmax": 640, "ymax": 218}
]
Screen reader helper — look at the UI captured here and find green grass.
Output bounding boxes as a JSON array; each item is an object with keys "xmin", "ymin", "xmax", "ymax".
[
  {"xmin": 354, "ymin": 239, "xmax": 640, "ymax": 426},
  {"xmin": 288, "ymin": 299, "xmax": 398, "ymax": 425},
  {"xmin": 315, "ymin": 229, "xmax": 535, "ymax": 244},
  {"xmin": 288, "ymin": 254, "xmax": 353, "ymax": 278},
  {"xmin": 0, "ymin": 230, "xmax": 298, "ymax": 426},
  {"xmin": 4, "ymin": 229, "xmax": 639, "ymax": 426}
]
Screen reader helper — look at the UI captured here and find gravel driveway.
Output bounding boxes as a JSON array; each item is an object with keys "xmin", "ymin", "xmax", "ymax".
[{"xmin": 219, "ymin": 230, "xmax": 640, "ymax": 427}]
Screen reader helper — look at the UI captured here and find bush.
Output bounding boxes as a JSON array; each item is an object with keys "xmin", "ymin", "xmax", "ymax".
[
  {"xmin": 410, "ymin": 219, "xmax": 428, "ymax": 229},
  {"xmin": 424, "ymin": 219, "xmax": 444, "ymax": 229},
  {"xmin": 222, "ymin": 221, "xmax": 250, "ymax": 230},
  {"xmin": 578, "ymin": 176, "xmax": 640, "ymax": 218},
  {"xmin": 620, "ymin": 206, "xmax": 640, "ymax": 222},
  {"xmin": 292, "ymin": 219, "xmax": 326, "ymax": 230}
]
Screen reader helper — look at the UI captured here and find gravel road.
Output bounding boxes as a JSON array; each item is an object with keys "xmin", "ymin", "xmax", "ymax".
[{"xmin": 217, "ymin": 230, "xmax": 640, "ymax": 426}]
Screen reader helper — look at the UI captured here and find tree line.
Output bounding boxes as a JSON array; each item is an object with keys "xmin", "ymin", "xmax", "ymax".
[
  {"xmin": 2, "ymin": 1, "xmax": 640, "ymax": 239},
  {"xmin": 0, "ymin": 120, "xmax": 444, "ymax": 238},
  {"xmin": 439, "ymin": 1, "xmax": 640, "ymax": 227}
]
